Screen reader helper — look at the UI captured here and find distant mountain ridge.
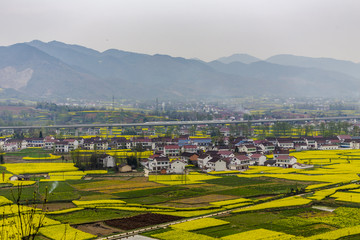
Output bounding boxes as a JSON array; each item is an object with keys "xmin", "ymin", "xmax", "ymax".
[
  {"xmin": 0, "ymin": 40, "xmax": 359, "ymax": 101},
  {"xmin": 266, "ymin": 54, "xmax": 360, "ymax": 79},
  {"xmin": 216, "ymin": 54, "xmax": 261, "ymax": 64}
]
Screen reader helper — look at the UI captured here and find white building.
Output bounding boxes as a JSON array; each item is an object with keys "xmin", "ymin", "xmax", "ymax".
[
  {"xmin": 197, "ymin": 154, "xmax": 213, "ymax": 169},
  {"xmin": 206, "ymin": 158, "xmax": 227, "ymax": 172},
  {"xmin": 55, "ymin": 141, "xmax": 69, "ymax": 153},
  {"xmin": 274, "ymin": 155, "xmax": 297, "ymax": 168},
  {"xmin": 99, "ymin": 154, "xmax": 116, "ymax": 168},
  {"xmin": 170, "ymin": 160, "xmax": 187, "ymax": 173},
  {"xmin": 249, "ymin": 153, "xmax": 267, "ymax": 166},
  {"xmin": 148, "ymin": 157, "xmax": 170, "ymax": 172},
  {"xmin": 318, "ymin": 144, "xmax": 339, "ymax": 150},
  {"xmin": 163, "ymin": 145, "xmax": 180, "ymax": 157}
]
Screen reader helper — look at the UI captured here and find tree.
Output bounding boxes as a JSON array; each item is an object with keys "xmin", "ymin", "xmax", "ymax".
[
  {"xmin": 90, "ymin": 153, "xmax": 99, "ymax": 169},
  {"xmin": 304, "ymin": 125, "xmax": 314, "ymax": 137},
  {"xmin": 352, "ymin": 125, "xmax": 360, "ymax": 136},
  {"xmin": 126, "ymin": 156, "xmax": 138, "ymax": 169},
  {"xmin": 189, "ymin": 125, "xmax": 196, "ymax": 136},
  {"xmin": 0, "ymin": 155, "xmax": 4, "ymax": 164},
  {"xmin": 3, "ymin": 185, "xmax": 48, "ymax": 239}
]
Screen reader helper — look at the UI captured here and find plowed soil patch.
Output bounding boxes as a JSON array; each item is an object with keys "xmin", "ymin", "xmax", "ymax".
[{"xmin": 104, "ymin": 213, "xmax": 183, "ymax": 230}]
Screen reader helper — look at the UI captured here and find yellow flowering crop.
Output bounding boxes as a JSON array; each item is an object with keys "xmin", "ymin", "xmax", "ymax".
[
  {"xmin": 152, "ymin": 229, "xmax": 216, "ymax": 240},
  {"xmin": 84, "ymin": 170, "xmax": 108, "ymax": 174},
  {"xmin": 39, "ymin": 224, "xmax": 96, "ymax": 240},
  {"xmin": 240, "ymin": 172, "xmax": 357, "ymax": 186},
  {"xmin": 3, "ymin": 163, "xmax": 78, "ymax": 175},
  {"xmin": 308, "ymin": 184, "xmax": 360, "ymax": 200},
  {"xmin": 99, "ymin": 206, "xmax": 172, "ymax": 212},
  {"xmin": 307, "ymin": 225, "xmax": 360, "ymax": 239},
  {"xmin": 47, "ymin": 207, "xmax": 84, "ymax": 215},
  {"xmin": 171, "ymin": 218, "xmax": 229, "ymax": 231},
  {"xmin": 49, "ymin": 171, "xmax": 85, "ymax": 176},
  {"xmin": 0, "ymin": 196, "xmax": 12, "ymax": 206},
  {"xmin": 40, "ymin": 179, "xmax": 66, "ymax": 182},
  {"xmin": 208, "ymin": 170, "xmax": 241, "ymax": 175},
  {"xmin": 233, "ymin": 196, "xmax": 311, "ymax": 213},
  {"xmin": 305, "ymin": 183, "xmax": 335, "ymax": 190},
  {"xmin": 331, "ymin": 192, "xmax": 360, "ymax": 203},
  {"xmin": 73, "ymin": 199, "xmax": 126, "ymax": 207},
  {"xmin": 0, "ymin": 204, "xmax": 39, "ymax": 216},
  {"xmin": 50, "ymin": 176, "xmax": 83, "ymax": 180},
  {"xmin": 2, "ymin": 214, "xmax": 60, "ymax": 227},
  {"xmin": 23, "ymin": 154, "xmax": 61, "ymax": 160},
  {"xmin": 221, "ymin": 228, "xmax": 300, "ymax": 240}
]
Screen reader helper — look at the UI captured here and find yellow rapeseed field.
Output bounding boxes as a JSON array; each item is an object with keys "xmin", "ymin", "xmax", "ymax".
[
  {"xmin": 2, "ymin": 163, "xmax": 78, "ymax": 175},
  {"xmin": 233, "ymin": 196, "xmax": 311, "ymax": 213},
  {"xmin": 171, "ymin": 218, "xmax": 229, "ymax": 231},
  {"xmin": 221, "ymin": 228, "xmax": 299, "ymax": 240},
  {"xmin": 39, "ymin": 224, "xmax": 96, "ymax": 240},
  {"xmin": 152, "ymin": 229, "xmax": 216, "ymax": 240}
]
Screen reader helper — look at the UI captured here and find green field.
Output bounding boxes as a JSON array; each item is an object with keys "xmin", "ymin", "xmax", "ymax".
[
  {"xmin": 1, "ymin": 153, "xmax": 360, "ymax": 239},
  {"xmin": 49, "ymin": 208, "xmax": 140, "ymax": 225},
  {"xmin": 5, "ymin": 148, "xmax": 53, "ymax": 158}
]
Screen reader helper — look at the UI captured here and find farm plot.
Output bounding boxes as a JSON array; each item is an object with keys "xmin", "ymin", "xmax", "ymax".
[
  {"xmin": 5, "ymin": 148, "xmax": 53, "ymax": 158},
  {"xmin": 71, "ymin": 178, "xmax": 162, "ymax": 194},
  {"xmin": 192, "ymin": 208, "xmax": 337, "ymax": 238},
  {"xmin": 171, "ymin": 194, "xmax": 239, "ymax": 205},
  {"xmin": 171, "ymin": 218, "xmax": 229, "ymax": 231},
  {"xmin": 104, "ymin": 213, "xmax": 183, "ymax": 230},
  {"xmin": 39, "ymin": 224, "xmax": 96, "ymax": 240},
  {"xmin": 49, "ymin": 208, "xmax": 141, "ymax": 225},
  {"xmin": 149, "ymin": 173, "xmax": 219, "ymax": 185},
  {"xmin": 233, "ymin": 196, "xmax": 311, "ymax": 213},
  {"xmin": 2, "ymin": 162, "xmax": 78, "ymax": 174}
]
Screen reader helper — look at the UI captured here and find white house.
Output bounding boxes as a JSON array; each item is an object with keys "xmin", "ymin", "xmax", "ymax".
[
  {"xmin": 55, "ymin": 141, "xmax": 69, "ymax": 153},
  {"xmin": 237, "ymin": 144, "xmax": 257, "ymax": 153},
  {"xmin": 182, "ymin": 145, "xmax": 198, "ymax": 153},
  {"xmin": 44, "ymin": 138, "xmax": 57, "ymax": 150},
  {"xmin": 2, "ymin": 141, "xmax": 17, "ymax": 152},
  {"xmin": 277, "ymin": 139, "xmax": 294, "ymax": 149},
  {"xmin": 163, "ymin": 145, "xmax": 180, "ymax": 157},
  {"xmin": 305, "ymin": 137, "xmax": 318, "ymax": 149},
  {"xmin": 274, "ymin": 155, "xmax": 297, "ymax": 168},
  {"xmin": 197, "ymin": 154, "xmax": 213, "ymax": 169},
  {"xmin": 64, "ymin": 139, "xmax": 79, "ymax": 150},
  {"xmin": 318, "ymin": 144, "xmax": 339, "ymax": 150},
  {"xmin": 170, "ymin": 160, "xmax": 187, "ymax": 173},
  {"xmin": 99, "ymin": 154, "xmax": 116, "ymax": 168},
  {"xmin": 226, "ymin": 155, "xmax": 250, "ymax": 170},
  {"xmin": 148, "ymin": 156, "xmax": 170, "ymax": 172},
  {"xmin": 217, "ymin": 150, "xmax": 235, "ymax": 158},
  {"xmin": 206, "ymin": 158, "xmax": 227, "ymax": 172},
  {"xmin": 249, "ymin": 153, "xmax": 267, "ymax": 166},
  {"xmin": 258, "ymin": 142, "xmax": 275, "ymax": 153}
]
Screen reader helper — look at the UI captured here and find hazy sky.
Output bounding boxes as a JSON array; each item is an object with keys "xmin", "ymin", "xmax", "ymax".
[{"xmin": 1, "ymin": 0, "xmax": 360, "ymax": 62}]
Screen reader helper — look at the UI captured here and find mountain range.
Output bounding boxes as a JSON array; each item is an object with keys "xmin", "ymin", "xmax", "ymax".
[{"xmin": 0, "ymin": 40, "xmax": 360, "ymax": 101}]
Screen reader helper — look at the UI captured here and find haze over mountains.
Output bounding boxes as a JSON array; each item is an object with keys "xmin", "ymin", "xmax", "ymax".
[{"xmin": 0, "ymin": 40, "xmax": 360, "ymax": 101}]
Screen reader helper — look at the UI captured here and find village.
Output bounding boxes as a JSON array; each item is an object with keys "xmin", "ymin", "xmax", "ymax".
[{"xmin": 2, "ymin": 125, "xmax": 359, "ymax": 176}]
